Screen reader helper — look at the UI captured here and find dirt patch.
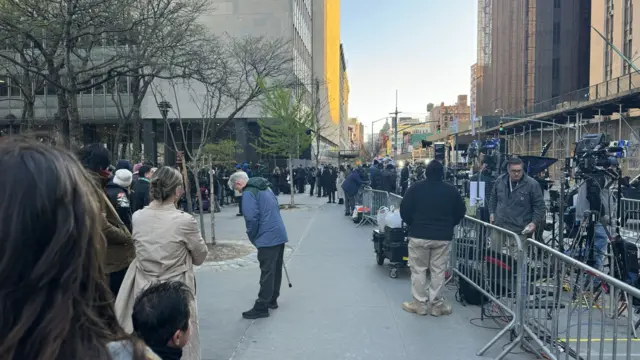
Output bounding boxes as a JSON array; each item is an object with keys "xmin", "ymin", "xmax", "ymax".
[
  {"xmin": 279, "ymin": 204, "xmax": 312, "ymax": 210},
  {"xmin": 205, "ymin": 241, "xmax": 254, "ymax": 262}
]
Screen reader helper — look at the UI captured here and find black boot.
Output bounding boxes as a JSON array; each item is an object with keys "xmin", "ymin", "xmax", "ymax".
[
  {"xmin": 242, "ymin": 306, "xmax": 269, "ymax": 319},
  {"xmin": 267, "ymin": 300, "xmax": 279, "ymax": 309}
]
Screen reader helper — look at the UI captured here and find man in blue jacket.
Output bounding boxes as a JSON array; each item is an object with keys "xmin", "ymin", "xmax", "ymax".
[
  {"xmin": 341, "ymin": 167, "xmax": 367, "ymax": 216},
  {"xmin": 228, "ymin": 171, "xmax": 289, "ymax": 319}
]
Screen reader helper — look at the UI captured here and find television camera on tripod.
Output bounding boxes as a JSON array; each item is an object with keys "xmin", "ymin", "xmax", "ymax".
[{"xmin": 560, "ymin": 133, "xmax": 639, "ymax": 288}]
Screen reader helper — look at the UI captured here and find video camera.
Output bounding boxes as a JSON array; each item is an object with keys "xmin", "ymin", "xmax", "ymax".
[{"xmin": 574, "ymin": 133, "xmax": 624, "ymax": 175}]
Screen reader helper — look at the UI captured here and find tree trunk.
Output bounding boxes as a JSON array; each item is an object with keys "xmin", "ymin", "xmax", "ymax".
[
  {"xmin": 193, "ymin": 169, "xmax": 206, "ymax": 238},
  {"xmin": 289, "ymin": 156, "xmax": 295, "ymax": 206},
  {"xmin": 208, "ymin": 156, "xmax": 216, "ymax": 245},
  {"xmin": 21, "ymin": 100, "xmax": 35, "ymax": 132},
  {"xmin": 180, "ymin": 158, "xmax": 194, "ymax": 214},
  {"xmin": 55, "ymin": 92, "xmax": 70, "ymax": 147},
  {"xmin": 131, "ymin": 107, "xmax": 142, "ymax": 163},
  {"xmin": 67, "ymin": 90, "xmax": 82, "ymax": 147}
]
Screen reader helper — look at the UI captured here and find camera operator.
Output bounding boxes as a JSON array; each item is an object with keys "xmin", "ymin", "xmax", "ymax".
[
  {"xmin": 489, "ymin": 157, "xmax": 546, "ymax": 248},
  {"xmin": 572, "ymin": 171, "xmax": 613, "ymax": 270}
]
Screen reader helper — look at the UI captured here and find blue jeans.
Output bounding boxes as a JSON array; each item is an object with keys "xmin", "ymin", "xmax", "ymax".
[{"xmin": 567, "ymin": 223, "xmax": 608, "ymax": 270}]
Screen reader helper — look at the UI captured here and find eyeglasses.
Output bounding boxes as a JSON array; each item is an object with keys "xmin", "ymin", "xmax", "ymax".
[{"xmin": 509, "ymin": 169, "xmax": 523, "ymax": 174}]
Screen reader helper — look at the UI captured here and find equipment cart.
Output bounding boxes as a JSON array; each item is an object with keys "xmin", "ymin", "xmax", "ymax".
[{"xmin": 372, "ymin": 226, "xmax": 409, "ymax": 278}]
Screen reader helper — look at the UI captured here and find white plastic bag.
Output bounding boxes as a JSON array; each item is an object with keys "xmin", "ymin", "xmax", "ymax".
[
  {"xmin": 377, "ymin": 207, "xmax": 389, "ymax": 231},
  {"xmin": 385, "ymin": 209, "xmax": 403, "ymax": 229},
  {"xmin": 352, "ymin": 206, "xmax": 359, "ymax": 219}
]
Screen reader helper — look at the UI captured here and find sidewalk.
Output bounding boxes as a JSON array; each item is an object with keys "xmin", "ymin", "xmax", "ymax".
[{"xmin": 195, "ymin": 195, "xmax": 534, "ymax": 360}]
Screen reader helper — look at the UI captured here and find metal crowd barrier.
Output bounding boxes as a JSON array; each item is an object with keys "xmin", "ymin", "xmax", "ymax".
[
  {"xmin": 388, "ymin": 193, "xmax": 403, "ymax": 210},
  {"xmin": 620, "ymin": 198, "xmax": 640, "ymax": 241},
  {"xmin": 521, "ymin": 239, "xmax": 640, "ymax": 360},
  {"xmin": 357, "ymin": 187, "xmax": 390, "ymax": 228},
  {"xmin": 451, "ymin": 216, "xmax": 525, "ymax": 359},
  {"xmin": 452, "ymin": 214, "xmax": 640, "ymax": 359}
]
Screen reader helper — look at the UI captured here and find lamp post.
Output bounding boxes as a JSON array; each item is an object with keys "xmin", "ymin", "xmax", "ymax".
[
  {"xmin": 158, "ymin": 100, "xmax": 172, "ymax": 164},
  {"xmin": 6, "ymin": 114, "xmax": 16, "ymax": 136}
]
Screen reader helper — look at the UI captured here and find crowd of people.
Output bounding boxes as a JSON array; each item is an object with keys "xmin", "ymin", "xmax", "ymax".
[{"xmin": 0, "ymin": 138, "xmax": 208, "ymax": 360}]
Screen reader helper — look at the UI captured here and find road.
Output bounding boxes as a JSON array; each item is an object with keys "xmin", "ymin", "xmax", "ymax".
[{"xmin": 195, "ymin": 193, "xmax": 533, "ymax": 360}]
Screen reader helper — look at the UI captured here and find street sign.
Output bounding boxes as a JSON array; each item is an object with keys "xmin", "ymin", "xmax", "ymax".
[{"xmin": 449, "ymin": 117, "xmax": 459, "ymax": 133}]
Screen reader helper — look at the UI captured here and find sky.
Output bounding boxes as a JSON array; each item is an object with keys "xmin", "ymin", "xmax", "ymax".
[{"xmin": 340, "ymin": 0, "xmax": 478, "ymax": 135}]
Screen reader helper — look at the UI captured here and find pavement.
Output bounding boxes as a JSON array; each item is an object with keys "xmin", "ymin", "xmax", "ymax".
[{"xmin": 196, "ymin": 192, "xmax": 535, "ymax": 360}]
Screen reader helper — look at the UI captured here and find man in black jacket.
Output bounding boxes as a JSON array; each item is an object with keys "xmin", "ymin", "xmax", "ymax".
[
  {"xmin": 131, "ymin": 165, "xmax": 152, "ymax": 213},
  {"xmin": 399, "ymin": 160, "xmax": 466, "ymax": 316},
  {"xmin": 105, "ymin": 169, "xmax": 133, "ymax": 231}
]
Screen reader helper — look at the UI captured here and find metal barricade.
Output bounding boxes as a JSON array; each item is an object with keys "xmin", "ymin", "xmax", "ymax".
[
  {"xmin": 620, "ymin": 198, "xmax": 640, "ymax": 241},
  {"xmin": 357, "ymin": 187, "xmax": 390, "ymax": 227},
  {"xmin": 451, "ymin": 216, "xmax": 526, "ymax": 359},
  {"xmin": 520, "ymin": 239, "xmax": 640, "ymax": 360},
  {"xmin": 388, "ymin": 192, "xmax": 403, "ymax": 210}
]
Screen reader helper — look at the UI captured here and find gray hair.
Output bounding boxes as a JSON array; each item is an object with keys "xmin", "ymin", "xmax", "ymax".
[
  {"xmin": 228, "ymin": 170, "xmax": 249, "ymax": 190},
  {"xmin": 149, "ymin": 166, "xmax": 183, "ymax": 202}
]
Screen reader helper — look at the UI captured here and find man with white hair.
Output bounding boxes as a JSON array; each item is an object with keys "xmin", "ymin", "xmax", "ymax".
[{"xmin": 229, "ymin": 171, "xmax": 289, "ymax": 319}]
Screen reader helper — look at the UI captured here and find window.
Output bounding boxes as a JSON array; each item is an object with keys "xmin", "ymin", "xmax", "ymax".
[
  {"xmin": 79, "ymin": 79, "xmax": 92, "ymax": 95},
  {"xmin": 93, "ymin": 76, "xmax": 104, "ymax": 94},
  {"xmin": 553, "ymin": 23, "xmax": 561, "ymax": 46},
  {"xmin": 9, "ymin": 78, "xmax": 20, "ymax": 97},
  {"xmin": 117, "ymin": 76, "xmax": 128, "ymax": 94},
  {"xmin": 0, "ymin": 76, "xmax": 7, "ymax": 97},
  {"xmin": 46, "ymin": 83, "xmax": 57, "ymax": 95},
  {"xmin": 552, "ymin": 58, "xmax": 560, "ymax": 80}
]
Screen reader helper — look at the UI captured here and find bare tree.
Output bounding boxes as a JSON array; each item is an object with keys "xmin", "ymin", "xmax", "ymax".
[
  {"xmin": 0, "ymin": 0, "xmax": 210, "ymax": 146},
  {"xmin": 196, "ymin": 35, "xmax": 294, "ymax": 142},
  {"xmin": 309, "ymin": 77, "xmax": 337, "ymax": 167},
  {"xmin": 0, "ymin": 36, "xmax": 47, "ymax": 131}
]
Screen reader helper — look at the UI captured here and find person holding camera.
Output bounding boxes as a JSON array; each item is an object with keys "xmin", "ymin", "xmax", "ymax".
[
  {"xmin": 489, "ymin": 157, "xmax": 545, "ymax": 249},
  {"xmin": 572, "ymin": 171, "xmax": 613, "ymax": 270}
]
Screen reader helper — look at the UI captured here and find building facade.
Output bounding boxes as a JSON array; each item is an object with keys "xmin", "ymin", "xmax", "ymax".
[
  {"xmin": 339, "ymin": 43, "xmax": 349, "ymax": 150},
  {"xmin": 429, "ymin": 95, "xmax": 470, "ymax": 139},
  {"xmin": 590, "ymin": 0, "xmax": 639, "ymax": 85},
  {"xmin": 475, "ymin": 0, "xmax": 591, "ymax": 116},
  {"xmin": 347, "ymin": 117, "xmax": 364, "ymax": 152},
  {"xmin": 470, "ymin": 63, "xmax": 477, "ymax": 125},
  {"xmin": 312, "ymin": 0, "xmax": 342, "ymax": 148}
]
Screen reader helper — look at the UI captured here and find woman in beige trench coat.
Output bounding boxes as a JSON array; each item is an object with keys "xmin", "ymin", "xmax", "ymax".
[{"xmin": 115, "ymin": 166, "xmax": 208, "ymax": 360}]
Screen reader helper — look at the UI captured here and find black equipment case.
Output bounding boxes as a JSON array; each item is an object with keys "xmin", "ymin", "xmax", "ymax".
[{"xmin": 372, "ymin": 226, "xmax": 408, "ymax": 278}]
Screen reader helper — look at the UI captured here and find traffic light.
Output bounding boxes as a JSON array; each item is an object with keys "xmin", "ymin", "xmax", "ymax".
[
  {"xmin": 436, "ymin": 124, "xmax": 441, "ymax": 133},
  {"xmin": 499, "ymin": 121, "xmax": 504, "ymax": 132}
]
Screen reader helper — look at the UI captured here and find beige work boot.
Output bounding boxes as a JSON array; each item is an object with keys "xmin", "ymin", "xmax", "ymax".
[
  {"xmin": 402, "ymin": 300, "xmax": 428, "ymax": 315},
  {"xmin": 429, "ymin": 301, "xmax": 452, "ymax": 317}
]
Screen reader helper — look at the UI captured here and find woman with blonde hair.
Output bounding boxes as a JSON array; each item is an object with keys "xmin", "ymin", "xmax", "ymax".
[
  {"xmin": 0, "ymin": 138, "xmax": 158, "ymax": 360},
  {"xmin": 115, "ymin": 166, "xmax": 208, "ymax": 360}
]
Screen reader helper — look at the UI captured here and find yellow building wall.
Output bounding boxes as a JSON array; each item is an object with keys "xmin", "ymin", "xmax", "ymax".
[
  {"xmin": 343, "ymin": 70, "xmax": 350, "ymax": 115},
  {"xmin": 325, "ymin": 0, "xmax": 340, "ymax": 125}
]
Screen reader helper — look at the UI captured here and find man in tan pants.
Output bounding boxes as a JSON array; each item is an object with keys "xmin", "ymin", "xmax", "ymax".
[{"xmin": 399, "ymin": 160, "xmax": 466, "ymax": 316}]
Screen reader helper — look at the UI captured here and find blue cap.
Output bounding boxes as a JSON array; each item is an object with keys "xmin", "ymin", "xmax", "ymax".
[{"xmin": 235, "ymin": 164, "xmax": 241, "ymax": 169}]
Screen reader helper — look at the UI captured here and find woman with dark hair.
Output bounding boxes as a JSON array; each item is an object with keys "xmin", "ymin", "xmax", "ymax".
[
  {"xmin": 0, "ymin": 138, "xmax": 158, "ymax": 360},
  {"xmin": 115, "ymin": 166, "xmax": 208, "ymax": 360}
]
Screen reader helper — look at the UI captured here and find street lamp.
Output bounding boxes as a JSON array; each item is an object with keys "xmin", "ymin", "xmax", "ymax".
[{"xmin": 158, "ymin": 100, "xmax": 172, "ymax": 121}]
